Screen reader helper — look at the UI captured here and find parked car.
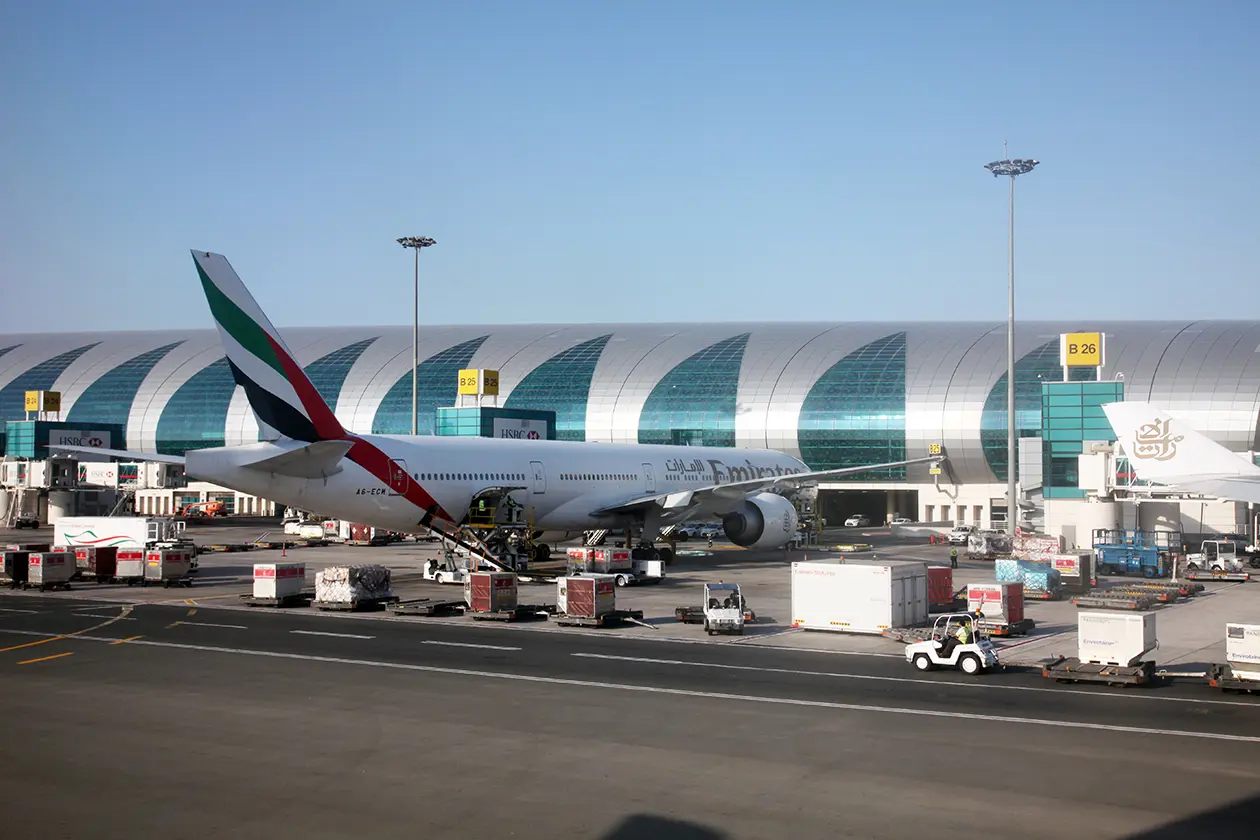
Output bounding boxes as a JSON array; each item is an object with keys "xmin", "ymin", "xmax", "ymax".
[
  {"xmin": 948, "ymin": 524, "xmax": 975, "ymax": 545},
  {"xmin": 890, "ymin": 517, "xmax": 913, "ymax": 526},
  {"xmin": 844, "ymin": 515, "xmax": 871, "ymax": 527}
]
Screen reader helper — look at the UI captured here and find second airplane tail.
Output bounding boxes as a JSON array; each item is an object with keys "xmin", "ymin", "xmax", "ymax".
[
  {"xmin": 191, "ymin": 250, "xmax": 347, "ymax": 444},
  {"xmin": 1102, "ymin": 400, "xmax": 1260, "ymax": 498}
]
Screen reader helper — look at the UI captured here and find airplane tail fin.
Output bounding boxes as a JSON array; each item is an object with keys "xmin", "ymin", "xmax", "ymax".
[
  {"xmin": 191, "ymin": 250, "xmax": 346, "ymax": 444},
  {"xmin": 1101, "ymin": 401, "xmax": 1260, "ymax": 482}
]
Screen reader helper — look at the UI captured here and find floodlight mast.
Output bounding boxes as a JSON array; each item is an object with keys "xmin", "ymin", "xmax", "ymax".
[
  {"xmin": 983, "ymin": 156, "xmax": 1038, "ymax": 537},
  {"xmin": 396, "ymin": 236, "xmax": 437, "ymax": 435}
]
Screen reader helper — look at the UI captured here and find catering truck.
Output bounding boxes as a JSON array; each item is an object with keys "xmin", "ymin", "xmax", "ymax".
[{"xmin": 53, "ymin": 516, "xmax": 198, "ymax": 572}]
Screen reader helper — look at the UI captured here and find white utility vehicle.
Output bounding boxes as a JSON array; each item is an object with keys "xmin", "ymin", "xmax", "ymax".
[
  {"xmin": 904, "ymin": 613, "xmax": 1000, "ymax": 675},
  {"xmin": 703, "ymin": 582, "xmax": 746, "ymax": 636}
]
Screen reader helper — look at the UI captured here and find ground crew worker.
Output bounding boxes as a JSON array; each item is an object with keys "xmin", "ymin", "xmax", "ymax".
[
  {"xmin": 950, "ymin": 546, "xmax": 958, "ymax": 569},
  {"xmin": 940, "ymin": 617, "xmax": 971, "ymax": 658},
  {"xmin": 708, "ymin": 535, "xmax": 714, "ymax": 548}
]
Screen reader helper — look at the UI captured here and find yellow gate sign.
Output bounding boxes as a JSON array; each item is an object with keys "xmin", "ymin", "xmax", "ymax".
[
  {"xmin": 458, "ymin": 369, "xmax": 500, "ymax": 396},
  {"xmin": 1060, "ymin": 332, "xmax": 1104, "ymax": 368},
  {"xmin": 24, "ymin": 390, "xmax": 61, "ymax": 412}
]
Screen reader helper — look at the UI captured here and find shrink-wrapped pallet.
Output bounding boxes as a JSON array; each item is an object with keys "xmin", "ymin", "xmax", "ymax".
[{"xmin": 315, "ymin": 564, "xmax": 392, "ymax": 603}]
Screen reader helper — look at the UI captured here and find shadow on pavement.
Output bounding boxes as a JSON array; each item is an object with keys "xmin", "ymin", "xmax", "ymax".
[
  {"xmin": 1122, "ymin": 792, "xmax": 1260, "ymax": 838},
  {"xmin": 601, "ymin": 814, "xmax": 726, "ymax": 840}
]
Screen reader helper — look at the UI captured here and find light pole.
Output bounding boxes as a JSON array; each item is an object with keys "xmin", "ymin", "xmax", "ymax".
[
  {"xmin": 396, "ymin": 236, "xmax": 437, "ymax": 435},
  {"xmin": 983, "ymin": 154, "xmax": 1038, "ymax": 537}
]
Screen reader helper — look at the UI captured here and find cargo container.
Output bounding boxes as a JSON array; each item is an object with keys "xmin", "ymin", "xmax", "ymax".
[
  {"xmin": 73, "ymin": 545, "xmax": 117, "ymax": 580},
  {"xmin": 116, "ymin": 549, "xmax": 145, "ymax": 580},
  {"xmin": 1078, "ymin": 611, "xmax": 1157, "ymax": 667},
  {"xmin": 790, "ymin": 560, "xmax": 928, "ymax": 634},
  {"xmin": 592, "ymin": 548, "xmax": 632, "ymax": 571},
  {"xmin": 53, "ymin": 516, "xmax": 197, "ymax": 572},
  {"xmin": 253, "ymin": 562, "xmax": 306, "ymax": 600},
  {"xmin": 1226, "ymin": 623, "xmax": 1260, "ymax": 680},
  {"xmin": 144, "ymin": 549, "xmax": 193, "ymax": 584},
  {"xmin": 28, "ymin": 552, "xmax": 73, "ymax": 587},
  {"xmin": 2, "ymin": 550, "xmax": 30, "ymax": 586},
  {"xmin": 1052, "ymin": 552, "xmax": 1093, "ymax": 594},
  {"xmin": 557, "ymin": 575, "xmax": 616, "ymax": 618},
  {"xmin": 927, "ymin": 566, "xmax": 954, "ymax": 608},
  {"xmin": 967, "ymin": 582, "xmax": 1024, "ymax": 624},
  {"xmin": 464, "ymin": 571, "xmax": 519, "ymax": 613}
]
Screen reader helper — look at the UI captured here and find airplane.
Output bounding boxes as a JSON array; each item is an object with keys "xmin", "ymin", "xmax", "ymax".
[
  {"xmin": 1102, "ymin": 400, "xmax": 1260, "ymax": 505},
  {"xmin": 53, "ymin": 250, "xmax": 940, "ymax": 561}
]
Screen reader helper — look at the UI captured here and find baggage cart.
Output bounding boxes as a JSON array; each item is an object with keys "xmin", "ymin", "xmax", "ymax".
[
  {"xmin": 26, "ymin": 552, "xmax": 74, "ymax": 591},
  {"xmin": 387, "ymin": 598, "xmax": 467, "ymax": 617}
]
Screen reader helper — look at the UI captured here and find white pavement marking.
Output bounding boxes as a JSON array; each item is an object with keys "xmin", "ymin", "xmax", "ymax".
[
  {"xmin": 183, "ymin": 622, "xmax": 248, "ymax": 630},
  {"xmin": 0, "ymin": 608, "xmax": 37, "ymax": 614},
  {"xmin": 421, "ymin": 640, "xmax": 521, "ymax": 651},
  {"xmin": 290, "ymin": 630, "xmax": 375, "ymax": 640},
  {"xmin": 4, "ymin": 630, "xmax": 1255, "ymax": 745},
  {"xmin": 570, "ymin": 652, "xmax": 1260, "ymax": 709},
  {"xmin": 73, "ymin": 615, "xmax": 136, "ymax": 621}
]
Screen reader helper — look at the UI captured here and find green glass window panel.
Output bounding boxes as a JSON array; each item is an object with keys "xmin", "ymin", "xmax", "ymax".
[
  {"xmin": 981, "ymin": 340, "xmax": 1066, "ymax": 482},
  {"xmin": 0, "ymin": 343, "xmax": 99, "ymax": 422},
  {"xmin": 373, "ymin": 336, "xmax": 488, "ymax": 435},
  {"xmin": 638, "ymin": 334, "xmax": 750, "ymax": 448},
  {"xmin": 67, "ymin": 342, "xmax": 183, "ymax": 427},
  {"xmin": 505, "ymin": 334, "xmax": 611, "ymax": 442},
  {"xmin": 305, "ymin": 338, "xmax": 378, "ymax": 409},
  {"xmin": 797, "ymin": 333, "xmax": 907, "ymax": 479},
  {"xmin": 156, "ymin": 358, "xmax": 235, "ymax": 455}
]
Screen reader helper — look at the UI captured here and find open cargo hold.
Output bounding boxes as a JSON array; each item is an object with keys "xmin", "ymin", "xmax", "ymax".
[
  {"xmin": 557, "ymin": 575, "xmax": 616, "ymax": 618},
  {"xmin": 791, "ymin": 560, "xmax": 928, "ymax": 634},
  {"xmin": 2, "ymin": 550, "xmax": 31, "ymax": 586},
  {"xmin": 315, "ymin": 565, "xmax": 393, "ymax": 604},
  {"xmin": 74, "ymin": 546, "xmax": 118, "ymax": 580},
  {"xmin": 253, "ymin": 563, "xmax": 306, "ymax": 599},
  {"xmin": 927, "ymin": 566, "xmax": 954, "ymax": 608},
  {"xmin": 28, "ymin": 551, "xmax": 74, "ymax": 587},
  {"xmin": 1078, "ymin": 611, "xmax": 1157, "ymax": 667},
  {"xmin": 966, "ymin": 582, "xmax": 1024, "ymax": 624},
  {"xmin": 464, "ymin": 571, "xmax": 519, "ymax": 613}
]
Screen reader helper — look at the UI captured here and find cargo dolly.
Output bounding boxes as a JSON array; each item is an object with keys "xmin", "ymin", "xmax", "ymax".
[
  {"xmin": 240, "ymin": 591, "xmax": 315, "ymax": 608},
  {"xmin": 312, "ymin": 595, "xmax": 400, "ymax": 612},
  {"xmin": 19, "ymin": 580, "xmax": 72, "ymax": 592},
  {"xmin": 1185, "ymin": 568, "xmax": 1251, "ymax": 582},
  {"xmin": 1207, "ymin": 664, "xmax": 1260, "ymax": 694},
  {"xmin": 471, "ymin": 604, "xmax": 550, "ymax": 623},
  {"xmin": 387, "ymin": 598, "xmax": 467, "ymax": 617},
  {"xmin": 1071, "ymin": 593, "xmax": 1159, "ymax": 611},
  {"xmin": 555, "ymin": 609, "xmax": 647, "ymax": 629},
  {"xmin": 1041, "ymin": 656, "xmax": 1155, "ymax": 686}
]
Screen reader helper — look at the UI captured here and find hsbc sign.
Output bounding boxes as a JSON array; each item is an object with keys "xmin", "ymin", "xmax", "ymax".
[
  {"xmin": 492, "ymin": 417, "xmax": 549, "ymax": 441},
  {"xmin": 49, "ymin": 430, "xmax": 112, "ymax": 462}
]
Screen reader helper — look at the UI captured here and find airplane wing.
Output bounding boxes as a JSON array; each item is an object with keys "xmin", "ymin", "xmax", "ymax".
[
  {"xmin": 590, "ymin": 455, "xmax": 942, "ymax": 517},
  {"xmin": 48, "ymin": 444, "xmax": 187, "ymax": 466}
]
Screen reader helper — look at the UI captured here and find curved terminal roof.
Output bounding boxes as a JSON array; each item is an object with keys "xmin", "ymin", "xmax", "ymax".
[{"xmin": 1, "ymin": 321, "xmax": 1257, "ymax": 485}]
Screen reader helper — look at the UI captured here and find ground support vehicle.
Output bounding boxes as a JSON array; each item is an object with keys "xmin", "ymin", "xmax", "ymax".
[
  {"xmin": 1208, "ymin": 664, "xmax": 1260, "ymax": 694},
  {"xmin": 386, "ymin": 598, "xmax": 467, "ymax": 617},
  {"xmin": 903, "ymin": 614, "xmax": 1001, "ymax": 675},
  {"xmin": 700, "ymin": 582, "xmax": 747, "ymax": 636},
  {"xmin": 554, "ymin": 609, "xmax": 646, "ymax": 628}
]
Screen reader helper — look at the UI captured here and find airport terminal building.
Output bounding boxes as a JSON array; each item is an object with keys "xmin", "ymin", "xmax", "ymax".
[{"xmin": 1, "ymin": 320, "xmax": 1258, "ymax": 540}]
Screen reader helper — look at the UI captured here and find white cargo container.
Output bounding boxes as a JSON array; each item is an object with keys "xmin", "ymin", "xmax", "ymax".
[
  {"xmin": 253, "ymin": 562, "xmax": 306, "ymax": 599},
  {"xmin": 144, "ymin": 549, "xmax": 192, "ymax": 583},
  {"xmin": 1226, "ymin": 623, "xmax": 1260, "ymax": 680},
  {"xmin": 790, "ymin": 560, "xmax": 928, "ymax": 634},
  {"xmin": 28, "ymin": 552, "xmax": 73, "ymax": 587},
  {"xmin": 1078, "ymin": 611, "xmax": 1158, "ymax": 667}
]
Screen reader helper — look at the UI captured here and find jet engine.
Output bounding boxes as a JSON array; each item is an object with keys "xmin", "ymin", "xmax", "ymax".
[{"xmin": 721, "ymin": 492, "xmax": 799, "ymax": 549}]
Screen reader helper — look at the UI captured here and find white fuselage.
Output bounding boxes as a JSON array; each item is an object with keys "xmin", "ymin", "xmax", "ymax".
[{"xmin": 185, "ymin": 435, "xmax": 809, "ymax": 536}]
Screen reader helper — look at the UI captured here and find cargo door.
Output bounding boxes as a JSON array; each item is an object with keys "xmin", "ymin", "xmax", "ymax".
[
  {"xmin": 911, "ymin": 572, "xmax": 928, "ymax": 625},
  {"xmin": 529, "ymin": 461, "xmax": 546, "ymax": 494},
  {"xmin": 387, "ymin": 459, "xmax": 409, "ymax": 495},
  {"xmin": 642, "ymin": 462, "xmax": 656, "ymax": 494},
  {"xmin": 891, "ymin": 576, "xmax": 905, "ymax": 629}
]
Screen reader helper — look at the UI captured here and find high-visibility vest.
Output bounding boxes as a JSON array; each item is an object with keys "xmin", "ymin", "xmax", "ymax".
[{"xmin": 956, "ymin": 626, "xmax": 971, "ymax": 644}]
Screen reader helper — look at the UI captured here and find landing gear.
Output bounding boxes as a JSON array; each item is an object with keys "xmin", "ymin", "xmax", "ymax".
[
  {"xmin": 658, "ymin": 547, "xmax": 674, "ymax": 566},
  {"xmin": 533, "ymin": 543, "xmax": 551, "ymax": 562}
]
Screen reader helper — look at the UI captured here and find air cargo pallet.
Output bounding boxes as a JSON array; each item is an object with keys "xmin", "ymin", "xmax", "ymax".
[
  {"xmin": 1042, "ymin": 656, "xmax": 1154, "ymax": 686},
  {"xmin": 1021, "ymin": 589, "xmax": 1063, "ymax": 601},
  {"xmin": 1208, "ymin": 664, "xmax": 1260, "ymax": 694},
  {"xmin": 555, "ymin": 609, "xmax": 645, "ymax": 628},
  {"xmin": 1071, "ymin": 594, "xmax": 1158, "ymax": 611},
  {"xmin": 312, "ymin": 595, "xmax": 399, "ymax": 612},
  {"xmin": 1185, "ymin": 569, "xmax": 1251, "ymax": 582},
  {"xmin": 387, "ymin": 598, "xmax": 466, "ymax": 617},
  {"xmin": 239, "ymin": 592, "xmax": 314, "ymax": 608},
  {"xmin": 1121, "ymin": 581, "xmax": 1204, "ymax": 598},
  {"xmin": 470, "ymin": 605, "xmax": 550, "ymax": 622}
]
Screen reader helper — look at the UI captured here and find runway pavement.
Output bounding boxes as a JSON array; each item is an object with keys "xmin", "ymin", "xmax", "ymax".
[{"xmin": 3, "ymin": 595, "xmax": 1260, "ymax": 839}]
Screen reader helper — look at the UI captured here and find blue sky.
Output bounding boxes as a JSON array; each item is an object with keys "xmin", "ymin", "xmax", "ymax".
[{"xmin": 2, "ymin": 0, "xmax": 1257, "ymax": 331}]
